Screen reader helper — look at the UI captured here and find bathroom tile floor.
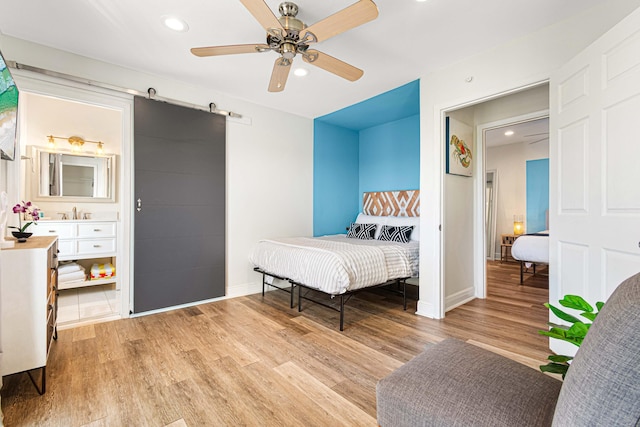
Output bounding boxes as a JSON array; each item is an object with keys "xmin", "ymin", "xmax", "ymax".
[{"xmin": 58, "ymin": 284, "xmax": 120, "ymax": 328}]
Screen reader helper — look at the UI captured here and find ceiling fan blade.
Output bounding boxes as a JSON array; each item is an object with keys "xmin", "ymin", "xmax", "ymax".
[
  {"xmin": 303, "ymin": 50, "xmax": 363, "ymax": 81},
  {"xmin": 191, "ymin": 44, "xmax": 269, "ymax": 57},
  {"xmin": 300, "ymin": 0, "xmax": 379, "ymax": 43},
  {"xmin": 238, "ymin": 0, "xmax": 284, "ymax": 34},
  {"xmin": 268, "ymin": 57, "xmax": 292, "ymax": 92}
]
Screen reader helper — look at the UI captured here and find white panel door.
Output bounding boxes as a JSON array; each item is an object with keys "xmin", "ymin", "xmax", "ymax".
[{"xmin": 550, "ymin": 7, "xmax": 640, "ymax": 354}]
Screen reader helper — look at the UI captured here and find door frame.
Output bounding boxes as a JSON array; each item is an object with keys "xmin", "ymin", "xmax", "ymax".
[
  {"xmin": 473, "ymin": 110, "xmax": 549, "ymax": 299},
  {"xmin": 10, "ymin": 70, "xmax": 134, "ymax": 319},
  {"xmin": 485, "ymin": 169, "xmax": 498, "ymax": 261}
]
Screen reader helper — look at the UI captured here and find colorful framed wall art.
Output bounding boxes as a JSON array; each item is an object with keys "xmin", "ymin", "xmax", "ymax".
[{"xmin": 445, "ymin": 116, "xmax": 473, "ymax": 177}]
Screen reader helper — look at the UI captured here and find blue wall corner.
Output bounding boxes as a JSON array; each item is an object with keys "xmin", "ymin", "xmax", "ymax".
[
  {"xmin": 313, "ymin": 80, "xmax": 421, "ymax": 236},
  {"xmin": 526, "ymin": 158, "xmax": 549, "ymax": 233}
]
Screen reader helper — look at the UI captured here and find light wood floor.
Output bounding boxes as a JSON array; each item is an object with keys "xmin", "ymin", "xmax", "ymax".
[{"xmin": 1, "ymin": 261, "xmax": 549, "ymax": 426}]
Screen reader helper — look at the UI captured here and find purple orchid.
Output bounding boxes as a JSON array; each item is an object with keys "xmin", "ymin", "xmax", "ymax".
[{"xmin": 10, "ymin": 200, "xmax": 40, "ymax": 233}]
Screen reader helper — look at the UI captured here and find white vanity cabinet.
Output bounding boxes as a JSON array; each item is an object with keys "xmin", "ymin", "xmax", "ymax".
[{"xmin": 29, "ymin": 220, "xmax": 118, "ymax": 290}]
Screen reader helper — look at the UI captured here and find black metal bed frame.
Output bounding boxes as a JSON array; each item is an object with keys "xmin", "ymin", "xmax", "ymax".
[
  {"xmin": 519, "ymin": 261, "xmax": 549, "ymax": 284},
  {"xmin": 254, "ymin": 267, "xmax": 409, "ymax": 331}
]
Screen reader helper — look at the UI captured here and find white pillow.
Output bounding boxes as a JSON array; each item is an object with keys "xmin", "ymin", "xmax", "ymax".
[
  {"xmin": 355, "ymin": 213, "xmax": 387, "ymax": 239},
  {"xmin": 385, "ymin": 216, "xmax": 420, "ymax": 241}
]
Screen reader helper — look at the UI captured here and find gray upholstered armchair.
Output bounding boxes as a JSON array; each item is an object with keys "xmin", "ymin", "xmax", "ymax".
[{"xmin": 376, "ymin": 272, "xmax": 640, "ymax": 426}]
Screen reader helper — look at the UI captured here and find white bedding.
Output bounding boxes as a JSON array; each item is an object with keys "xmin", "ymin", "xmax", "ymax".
[
  {"xmin": 249, "ymin": 234, "xmax": 418, "ymax": 295},
  {"xmin": 512, "ymin": 232, "xmax": 549, "ymax": 264}
]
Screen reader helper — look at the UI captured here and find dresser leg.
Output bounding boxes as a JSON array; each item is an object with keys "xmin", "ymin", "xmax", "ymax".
[{"xmin": 26, "ymin": 366, "xmax": 46, "ymax": 395}]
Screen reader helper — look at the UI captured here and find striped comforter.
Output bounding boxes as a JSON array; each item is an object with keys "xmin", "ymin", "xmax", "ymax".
[{"xmin": 249, "ymin": 235, "xmax": 418, "ymax": 295}]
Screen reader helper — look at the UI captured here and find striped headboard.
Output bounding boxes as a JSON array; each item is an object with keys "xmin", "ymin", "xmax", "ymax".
[{"xmin": 363, "ymin": 190, "xmax": 420, "ymax": 217}]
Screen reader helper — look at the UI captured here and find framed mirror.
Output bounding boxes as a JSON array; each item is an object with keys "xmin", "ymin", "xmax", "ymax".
[{"xmin": 29, "ymin": 146, "xmax": 116, "ymax": 202}]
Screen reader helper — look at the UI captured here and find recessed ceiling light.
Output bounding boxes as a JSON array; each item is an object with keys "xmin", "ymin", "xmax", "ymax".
[
  {"xmin": 504, "ymin": 130, "xmax": 514, "ymax": 136},
  {"xmin": 416, "ymin": 0, "xmax": 428, "ymax": 2},
  {"xmin": 293, "ymin": 68, "xmax": 309, "ymax": 77},
  {"xmin": 161, "ymin": 15, "xmax": 189, "ymax": 32}
]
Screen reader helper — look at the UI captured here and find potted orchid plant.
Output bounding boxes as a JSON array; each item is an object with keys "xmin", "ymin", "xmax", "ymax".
[{"xmin": 9, "ymin": 200, "xmax": 40, "ymax": 242}]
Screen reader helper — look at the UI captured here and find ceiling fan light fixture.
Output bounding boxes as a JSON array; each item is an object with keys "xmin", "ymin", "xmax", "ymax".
[
  {"xmin": 191, "ymin": 0, "xmax": 379, "ymax": 92},
  {"xmin": 161, "ymin": 15, "xmax": 189, "ymax": 32}
]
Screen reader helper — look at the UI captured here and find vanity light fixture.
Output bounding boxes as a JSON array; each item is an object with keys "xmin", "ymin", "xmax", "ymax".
[{"xmin": 46, "ymin": 135, "xmax": 106, "ymax": 154}]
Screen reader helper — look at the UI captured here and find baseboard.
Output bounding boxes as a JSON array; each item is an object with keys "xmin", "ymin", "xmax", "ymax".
[
  {"xmin": 445, "ymin": 287, "xmax": 476, "ymax": 312},
  {"xmin": 416, "ymin": 299, "xmax": 440, "ymax": 319},
  {"xmin": 226, "ymin": 280, "xmax": 263, "ymax": 298}
]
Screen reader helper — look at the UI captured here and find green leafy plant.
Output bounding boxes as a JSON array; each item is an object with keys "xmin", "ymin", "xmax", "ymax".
[{"xmin": 539, "ymin": 295, "xmax": 604, "ymax": 379}]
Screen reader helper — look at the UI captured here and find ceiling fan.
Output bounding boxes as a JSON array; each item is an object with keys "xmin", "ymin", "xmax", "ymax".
[{"xmin": 191, "ymin": 0, "xmax": 379, "ymax": 92}]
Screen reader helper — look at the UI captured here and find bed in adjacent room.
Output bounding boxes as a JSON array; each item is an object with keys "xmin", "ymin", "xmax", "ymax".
[
  {"xmin": 511, "ymin": 231, "xmax": 549, "ymax": 284},
  {"xmin": 249, "ymin": 190, "xmax": 420, "ymax": 330}
]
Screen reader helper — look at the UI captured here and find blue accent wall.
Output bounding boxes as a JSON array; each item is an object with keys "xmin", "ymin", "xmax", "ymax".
[
  {"xmin": 313, "ymin": 121, "xmax": 359, "ymax": 236},
  {"xmin": 313, "ymin": 80, "xmax": 420, "ymax": 236},
  {"xmin": 526, "ymin": 158, "xmax": 549, "ymax": 233},
  {"xmin": 359, "ymin": 115, "xmax": 420, "ymax": 211}
]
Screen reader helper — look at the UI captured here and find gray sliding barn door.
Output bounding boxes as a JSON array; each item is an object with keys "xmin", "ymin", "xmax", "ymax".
[{"xmin": 133, "ymin": 97, "xmax": 225, "ymax": 313}]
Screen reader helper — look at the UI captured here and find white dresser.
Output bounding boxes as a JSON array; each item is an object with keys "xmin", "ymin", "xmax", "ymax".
[
  {"xmin": 29, "ymin": 220, "xmax": 117, "ymax": 290},
  {"xmin": 1, "ymin": 236, "xmax": 58, "ymax": 394}
]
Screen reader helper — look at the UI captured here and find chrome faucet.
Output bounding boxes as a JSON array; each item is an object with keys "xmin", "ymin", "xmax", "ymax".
[{"xmin": 72, "ymin": 206, "xmax": 78, "ymax": 220}]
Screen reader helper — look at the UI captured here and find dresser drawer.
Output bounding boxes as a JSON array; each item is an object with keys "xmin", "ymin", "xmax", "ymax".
[
  {"xmin": 77, "ymin": 238, "xmax": 116, "ymax": 255},
  {"xmin": 32, "ymin": 223, "xmax": 75, "ymax": 239},
  {"xmin": 77, "ymin": 223, "xmax": 116, "ymax": 238}
]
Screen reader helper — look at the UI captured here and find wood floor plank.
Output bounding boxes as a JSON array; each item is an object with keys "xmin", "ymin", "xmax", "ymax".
[
  {"xmin": 274, "ymin": 361, "xmax": 377, "ymax": 427},
  {"xmin": 1, "ymin": 261, "xmax": 551, "ymax": 426}
]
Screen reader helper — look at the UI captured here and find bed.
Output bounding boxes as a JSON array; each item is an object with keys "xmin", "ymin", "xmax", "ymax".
[
  {"xmin": 511, "ymin": 231, "xmax": 549, "ymax": 284},
  {"xmin": 250, "ymin": 190, "xmax": 420, "ymax": 330}
]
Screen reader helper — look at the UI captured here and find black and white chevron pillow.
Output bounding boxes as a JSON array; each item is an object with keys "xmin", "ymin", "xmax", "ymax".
[
  {"xmin": 378, "ymin": 225, "xmax": 413, "ymax": 243},
  {"xmin": 346, "ymin": 223, "xmax": 377, "ymax": 240}
]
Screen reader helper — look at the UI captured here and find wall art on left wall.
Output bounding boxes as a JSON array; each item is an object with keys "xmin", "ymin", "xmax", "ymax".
[{"xmin": 446, "ymin": 116, "xmax": 473, "ymax": 177}]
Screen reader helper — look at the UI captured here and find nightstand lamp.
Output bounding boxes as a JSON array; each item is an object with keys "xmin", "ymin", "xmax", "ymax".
[{"xmin": 513, "ymin": 215, "xmax": 524, "ymax": 235}]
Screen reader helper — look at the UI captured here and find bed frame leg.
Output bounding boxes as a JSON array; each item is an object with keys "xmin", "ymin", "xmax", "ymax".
[
  {"xmin": 520, "ymin": 261, "xmax": 524, "ymax": 285},
  {"xmin": 290, "ymin": 283, "xmax": 295, "ymax": 309},
  {"xmin": 262, "ymin": 273, "xmax": 266, "ymax": 296},
  {"xmin": 533, "ymin": 263, "xmax": 537, "ymax": 277},
  {"xmin": 403, "ymin": 280, "xmax": 407, "ymax": 311},
  {"xmin": 298, "ymin": 285, "xmax": 302, "ymax": 312},
  {"xmin": 340, "ymin": 295, "xmax": 345, "ymax": 331}
]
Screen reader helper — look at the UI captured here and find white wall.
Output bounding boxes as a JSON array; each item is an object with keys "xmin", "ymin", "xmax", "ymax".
[
  {"xmin": 443, "ymin": 110, "xmax": 475, "ymax": 310},
  {"xmin": 418, "ymin": 0, "xmax": 640, "ymax": 318},
  {"xmin": 0, "ymin": 35, "xmax": 314, "ymax": 303},
  {"xmin": 486, "ymin": 141, "xmax": 550, "ymax": 258}
]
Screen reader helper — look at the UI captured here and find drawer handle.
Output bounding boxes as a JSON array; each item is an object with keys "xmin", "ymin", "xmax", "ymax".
[
  {"xmin": 93, "ymin": 229, "xmax": 101, "ymax": 232},
  {"xmin": 49, "ymin": 230, "xmax": 56, "ymax": 233},
  {"xmin": 93, "ymin": 245, "xmax": 101, "ymax": 248}
]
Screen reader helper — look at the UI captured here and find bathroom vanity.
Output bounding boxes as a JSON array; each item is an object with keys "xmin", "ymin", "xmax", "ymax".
[{"xmin": 29, "ymin": 219, "xmax": 118, "ymax": 290}]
